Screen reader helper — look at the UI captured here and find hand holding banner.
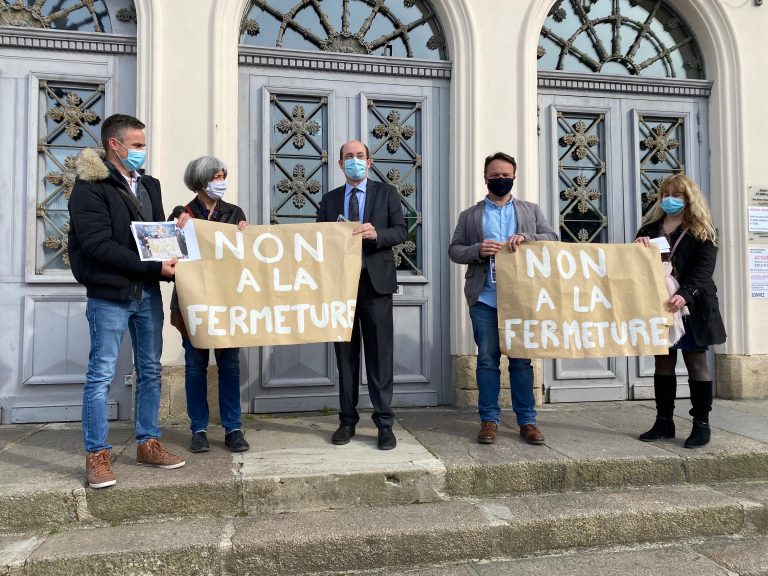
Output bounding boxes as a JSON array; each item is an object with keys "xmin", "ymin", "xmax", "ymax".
[
  {"xmin": 496, "ymin": 241, "xmax": 671, "ymax": 359},
  {"xmin": 175, "ymin": 220, "xmax": 362, "ymax": 348}
]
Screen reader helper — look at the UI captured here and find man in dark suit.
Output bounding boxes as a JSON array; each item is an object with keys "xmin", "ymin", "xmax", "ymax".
[{"xmin": 317, "ymin": 140, "xmax": 407, "ymax": 450}]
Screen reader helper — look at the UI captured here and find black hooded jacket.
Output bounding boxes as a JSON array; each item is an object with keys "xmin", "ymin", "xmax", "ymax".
[{"xmin": 68, "ymin": 148, "xmax": 170, "ymax": 300}]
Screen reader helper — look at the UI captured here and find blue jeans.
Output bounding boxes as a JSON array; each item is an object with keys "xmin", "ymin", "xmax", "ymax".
[
  {"xmin": 181, "ymin": 337, "xmax": 242, "ymax": 434},
  {"xmin": 82, "ymin": 287, "xmax": 164, "ymax": 452},
  {"xmin": 469, "ymin": 302, "xmax": 536, "ymax": 426}
]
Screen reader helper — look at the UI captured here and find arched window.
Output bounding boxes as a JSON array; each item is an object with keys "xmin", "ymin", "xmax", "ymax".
[
  {"xmin": 240, "ymin": 0, "xmax": 447, "ymax": 60},
  {"xmin": 0, "ymin": 0, "xmax": 136, "ymax": 34},
  {"xmin": 538, "ymin": 0, "xmax": 704, "ymax": 79},
  {"xmin": 537, "ymin": 0, "xmax": 709, "ymax": 249}
]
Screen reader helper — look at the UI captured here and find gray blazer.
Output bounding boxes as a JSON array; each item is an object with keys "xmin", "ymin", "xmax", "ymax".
[{"xmin": 448, "ymin": 198, "xmax": 559, "ymax": 306}]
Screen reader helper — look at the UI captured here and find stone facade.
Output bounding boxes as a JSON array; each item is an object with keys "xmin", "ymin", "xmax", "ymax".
[
  {"xmin": 716, "ymin": 354, "xmax": 768, "ymax": 399},
  {"xmin": 452, "ymin": 355, "xmax": 544, "ymax": 410}
]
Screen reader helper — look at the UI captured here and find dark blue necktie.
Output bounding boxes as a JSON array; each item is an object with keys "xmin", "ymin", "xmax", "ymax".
[{"xmin": 349, "ymin": 188, "xmax": 360, "ymax": 222}]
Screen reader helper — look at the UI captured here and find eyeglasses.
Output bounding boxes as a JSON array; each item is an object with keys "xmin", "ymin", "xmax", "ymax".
[{"xmin": 343, "ymin": 153, "xmax": 368, "ymax": 160}]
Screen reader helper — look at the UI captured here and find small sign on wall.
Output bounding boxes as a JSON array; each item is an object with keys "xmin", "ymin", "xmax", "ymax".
[
  {"xmin": 750, "ymin": 246, "xmax": 768, "ymax": 299},
  {"xmin": 748, "ymin": 184, "xmax": 768, "ymax": 244}
]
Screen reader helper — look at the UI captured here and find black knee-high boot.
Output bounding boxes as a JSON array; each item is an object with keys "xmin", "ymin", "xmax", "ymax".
[
  {"xmin": 685, "ymin": 379, "xmax": 713, "ymax": 448},
  {"xmin": 639, "ymin": 374, "xmax": 677, "ymax": 441}
]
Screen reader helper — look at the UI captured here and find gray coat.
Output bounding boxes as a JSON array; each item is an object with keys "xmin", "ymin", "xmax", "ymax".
[{"xmin": 448, "ymin": 198, "xmax": 559, "ymax": 306}]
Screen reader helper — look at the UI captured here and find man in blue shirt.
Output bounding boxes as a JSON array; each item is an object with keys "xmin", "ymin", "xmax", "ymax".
[{"xmin": 449, "ymin": 152, "xmax": 558, "ymax": 445}]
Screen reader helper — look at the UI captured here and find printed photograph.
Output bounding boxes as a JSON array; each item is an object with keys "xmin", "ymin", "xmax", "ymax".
[{"xmin": 131, "ymin": 221, "xmax": 200, "ymax": 261}]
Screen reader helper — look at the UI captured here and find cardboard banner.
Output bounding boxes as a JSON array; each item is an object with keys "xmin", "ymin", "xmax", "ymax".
[
  {"xmin": 496, "ymin": 241, "xmax": 672, "ymax": 359},
  {"xmin": 175, "ymin": 220, "xmax": 361, "ymax": 348}
]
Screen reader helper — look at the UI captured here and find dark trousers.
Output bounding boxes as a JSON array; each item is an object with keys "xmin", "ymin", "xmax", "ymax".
[{"xmin": 334, "ymin": 269, "xmax": 395, "ymax": 429}]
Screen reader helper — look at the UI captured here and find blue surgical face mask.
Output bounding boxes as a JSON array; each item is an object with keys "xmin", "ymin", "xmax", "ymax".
[
  {"xmin": 116, "ymin": 140, "xmax": 146, "ymax": 172},
  {"xmin": 205, "ymin": 180, "xmax": 227, "ymax": 200},
  {"xmin": 661, "ymin": 196, "xmax": 685, "ymax": 215},
  {"xmin": 343, "ymin": 157, "xmax": 367, "ymax": 181}
]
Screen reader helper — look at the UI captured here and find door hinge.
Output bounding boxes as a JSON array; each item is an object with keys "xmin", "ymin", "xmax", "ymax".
[
  {"xmin": 696, "ymin": 111, "xmax": 701, "ymax": 143},
  {"xmin": 536, "ymin": 104, "xmax": 541, "ymax": 137}
]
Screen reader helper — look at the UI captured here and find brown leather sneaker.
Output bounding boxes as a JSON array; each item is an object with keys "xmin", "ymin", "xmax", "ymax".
[
  {"xmin": 86, "ymin": 449, "xmax": 116, "ymax": 489},
  {"xmin": 136, "ymin": 439, "xmax": 186, "ymax": 469},
  {"xmin": 477, "ymin": 421, "xmax": 499, "ymax": 444},
  {"xmin": 519, "ymin": 423, "xmax": 545, "ymax": 445}
]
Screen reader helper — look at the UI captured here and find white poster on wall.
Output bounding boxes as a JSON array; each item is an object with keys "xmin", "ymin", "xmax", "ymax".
[
  {"xmin": 749, "ymin": 246, "xmax": 768, "ymax": 298},
  {"xmin": 748, "ymin": 185, "xmax": 768, "ymax": 244},
  {"xmin": 749, "ymin": 206, "xmax": 768, "ymax": 233}
]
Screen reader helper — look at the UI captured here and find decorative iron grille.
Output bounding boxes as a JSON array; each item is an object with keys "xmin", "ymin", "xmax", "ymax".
[
  {"xmin": 269, "ymin": 94, "xmax": 328, "ymax": 224},
  {"xmin": 0, "ymin": 0, "xmax": 117, "ymax": 32},
  {"xmin": 240, "ymin": 0, "xmax": 447, "ymax": 61},
  {"xmin": 538, "ymin": 0, "xmax": 704, "ymax": 79},
  {"xmin": 638, "ymin": 115, "xmax": 685, "ymax": 215},
  {"xmin": 557, "ymin": 111, "xmax": 607, "ymax": 243},
  {"xmin": 37, "ymin": 81, "xmax": 104, "ymax": 274},
  {"xmin": 368, "ymin": 99, "xmax": 421, "ymax": 274}
]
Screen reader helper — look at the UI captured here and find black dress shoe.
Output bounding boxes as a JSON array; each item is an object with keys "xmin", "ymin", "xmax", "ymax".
[
  {"xmin": 190, "ymin": 431, "xmax": 210, "ymax": 453},
  {"xmin": 332, "ymin": 424, "xmax": 355, "ymax": 445},
  {"xmin": 378, "ymin": 426, "xmax": 396, "ymax": 450},
  {"xmin": 225, "ymin": 429, "xmax": 250, "ymax": 452}
]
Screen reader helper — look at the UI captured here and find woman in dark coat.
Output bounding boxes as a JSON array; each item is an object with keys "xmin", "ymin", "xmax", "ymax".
[
  {"xmin": 170, "ymin": 156, "xmax": 250, "ymax": 454},
  {"xmin": 634, "ymin": 174, "xmax": 726, "ymax": 448}
]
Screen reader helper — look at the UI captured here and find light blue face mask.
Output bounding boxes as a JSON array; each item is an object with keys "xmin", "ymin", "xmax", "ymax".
[
  {"xmin": 116, "ymin": 140, "xmax": 146, "ymax": 172},
  {"xmin": 205, "ymin": 180, "xmax": 227, "ymax": 200},
  {"xmin": 343, "ymin": 157, "xmax": 367, "ymax": 181},
  {"xmin": 661, "ymin": 196, "xmax": 685, "ymax": 215}
]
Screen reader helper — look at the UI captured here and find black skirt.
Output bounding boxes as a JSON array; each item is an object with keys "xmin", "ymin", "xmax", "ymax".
[{"xmin": 671, "ymin": 316, "xmax": 708, "ymax": 351}]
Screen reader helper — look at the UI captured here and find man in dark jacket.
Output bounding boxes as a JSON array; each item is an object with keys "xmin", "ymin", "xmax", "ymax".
[
  {"xmin": 68, "ymin": 114, "xmax": 185, "ymax": 490},
  {"xmin": 317, "ymin": 140, "xmax": 407, "ymax": 450}
]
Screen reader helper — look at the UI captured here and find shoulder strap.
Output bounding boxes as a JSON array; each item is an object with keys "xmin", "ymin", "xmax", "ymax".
[
  {"xmin": 669, "ymin": 229, "xmax": 687, "ymax": 258},
  {"xmin": 667, "ymin": 229, "xmax": 687, "ymax": 279},
  {"xmin": 135, "ymin": 180, "xmax": 153, "ymax": 221}
]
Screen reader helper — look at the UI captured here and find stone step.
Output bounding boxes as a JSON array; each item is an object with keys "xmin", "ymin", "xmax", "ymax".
[
  {"xmin": 2, "ymin": 481, "xmax": 767, "ymax": 576},
  {"xmin": 2, "ymin": 403, "xmax": 768, "ymax": 531},
  {"xmin": 0, "ymin": 418, "xmax": 447, "ymax": 532},
  {"xmin": 399, "ymin": 405, "xmax": 768, "ymax": 497},
  {"xmin": 350, "ymin": 534, "xmax": 768, "ymax": 576}
]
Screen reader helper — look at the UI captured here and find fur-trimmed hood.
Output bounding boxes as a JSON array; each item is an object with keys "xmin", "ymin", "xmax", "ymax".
[{"xmin": 75, "ymin": 147, "xmax": 111, "ymax": 182}]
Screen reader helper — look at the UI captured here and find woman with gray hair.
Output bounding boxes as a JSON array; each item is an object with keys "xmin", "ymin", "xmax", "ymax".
[{"xmin": 169, "ymin": 156, "xmax": 250, "ymax": 453}]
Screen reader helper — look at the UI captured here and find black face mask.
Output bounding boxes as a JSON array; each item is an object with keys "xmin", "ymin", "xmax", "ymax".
[{"xmin": 486, "ymin": 177, "xmax": 514, "ymax": 197}]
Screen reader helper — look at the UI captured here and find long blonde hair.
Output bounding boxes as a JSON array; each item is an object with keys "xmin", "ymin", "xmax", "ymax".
[{"xmin": 641, "ymin": 174, "xmax": 718, "ymax": 245}]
